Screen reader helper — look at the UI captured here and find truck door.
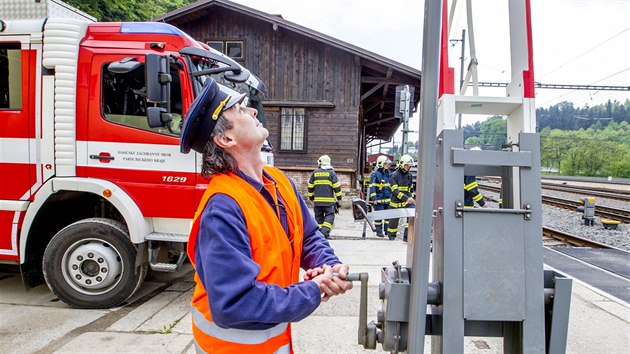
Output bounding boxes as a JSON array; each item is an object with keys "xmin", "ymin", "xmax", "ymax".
[
  {"xmin": 82, "ymin": 54, "xmax": 197, "ymax": 219},
  {"xmin": 0, "ymin": 41, "xmax": 34, "ymax": 200},
  {"xmin": 0, "ymin": 39, "xmax": 35, "ymax": 259}
]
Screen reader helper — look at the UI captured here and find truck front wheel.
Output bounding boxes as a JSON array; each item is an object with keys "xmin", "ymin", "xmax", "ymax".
[{"xmin": 43, "ymin": 218, "xmax": 147, "ymax": 308}]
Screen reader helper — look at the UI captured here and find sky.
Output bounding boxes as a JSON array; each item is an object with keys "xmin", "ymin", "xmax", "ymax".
[{"xmin": 231, "ymin": 0, "xmax": 630, "ymax": 144}]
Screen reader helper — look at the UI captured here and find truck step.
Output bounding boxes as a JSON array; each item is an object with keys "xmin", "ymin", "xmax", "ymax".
[
  {"xmin": 145, "ymin": 232, "xmax": 188, "ymax": 243},
  {"xmin": 147, "ymin": 238, "xmax": 188, "ymax": 273},
  {"xmin": 148, "ymin": 262, "xmax": 179, "ymax": 272},
  {"xmin": 147, "ymin": 246, "xmax": 187, "ymax": 272}
]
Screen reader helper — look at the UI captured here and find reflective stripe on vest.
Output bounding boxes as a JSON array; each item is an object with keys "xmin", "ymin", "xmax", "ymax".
[
  {"xmin": 192, "ymin": 307, "xmax": 288, "ymax": 345},
  {"xmin": 194, "ymin": 342, "xmax": 290, "ymax": 354}
]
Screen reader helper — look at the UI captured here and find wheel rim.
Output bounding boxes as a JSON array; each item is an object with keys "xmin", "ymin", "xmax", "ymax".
[{"xmin": 61, "ymin": 238, "xmax": 124, "ymax": 295}]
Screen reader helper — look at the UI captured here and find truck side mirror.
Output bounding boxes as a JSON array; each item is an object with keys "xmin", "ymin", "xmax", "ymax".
[
  {"xmin": 147, "ymin": 107, "xmax": 172, "ymax": 128},
  {"xmin": 107, "ymin": 57, "xmax": 142, "ymax": 73},
  {"xmin": 146, "ymin": 54, "xmax": 171, "ymax": 104}
]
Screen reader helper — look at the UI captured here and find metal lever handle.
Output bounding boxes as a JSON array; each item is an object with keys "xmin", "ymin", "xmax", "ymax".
[{"xmin": 339, "ymin": 272, "xmax": 371, "ymax": 348}]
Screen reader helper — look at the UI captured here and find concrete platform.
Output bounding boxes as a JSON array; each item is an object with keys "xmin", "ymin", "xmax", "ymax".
[{"xmin": 0, "ymin": 209, "xmax": 628, "ymax": 353}]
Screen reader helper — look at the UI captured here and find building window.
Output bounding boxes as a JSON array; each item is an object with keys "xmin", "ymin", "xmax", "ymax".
[
  {"xmin": 225, "ymin": 41, "xmax": 243, "ymax": 59},
  {"xmin": 206, "ymin": 41, "xmax": 223, "ymax": 53},
  {"xmin": 206, "ymin": 40, "xmax": 244, "ymax": 60},
  {"xmin": 280, "ymin": 107, "xmax": 306, "ymax": 152},
  {"xmin": 0, "ymin": 43, "xmax": 22, "ymax": 110}
]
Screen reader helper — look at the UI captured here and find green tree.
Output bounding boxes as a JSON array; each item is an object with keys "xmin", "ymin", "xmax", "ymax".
[
  {"xmin": 65, "ymin": 0, "xmax": 195, "ymax": 21},
  {"xmin": 561, "ymin": 145, "xmax": 584, "ymax": 175},
  {"xmin": 463, "ymin": 121, "xmax": 481, "ymax": 142},
  {"xmin": 464, "ymin": 136, "xmax": 483, "ymax": 147},
  {"xmin": 388, "ymin": 145, "xmax": 399, "ymax": 156},
  {"xmin": 605, "ymin": 144, "xmax": 630, "ymax": 178},
  {"xmin": 540, "ymin": 128, "xmax": 567, "ymax": 172},
  {"xmin": 479, "ymin": 115, "xmax": 507, "ymax": 150}
]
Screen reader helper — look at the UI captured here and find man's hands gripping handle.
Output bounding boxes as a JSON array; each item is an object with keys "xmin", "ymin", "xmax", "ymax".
[{"xmin": 304, "ymin": 264, "xmax": 354, "ymax": 301}]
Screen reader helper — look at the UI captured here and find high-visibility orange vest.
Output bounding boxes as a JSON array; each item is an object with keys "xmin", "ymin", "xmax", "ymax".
[{"xmin": 187, "ymin": 166, "xmax": 304, "ymax": 354}]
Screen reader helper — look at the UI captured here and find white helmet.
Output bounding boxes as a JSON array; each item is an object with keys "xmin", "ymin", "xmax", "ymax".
[
  {"xmin": 376, "ymin": 155, "xmax": 391, "ymax": 169},
  {"xmin": 318, "ymin": 155, "xmax": 331, "ymax": 167},
  {"xmin": 399, "ymin": 154, "xmax": 414, "ymax": 168},
  {"xmin": 470, "ymin": 146, "xmax": 482, "ymax": 151}
]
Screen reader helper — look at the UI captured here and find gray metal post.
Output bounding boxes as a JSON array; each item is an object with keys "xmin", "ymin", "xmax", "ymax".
[
  {"xmin": 401, "ymin": 85, "xmax": 410, "ymax": 155},
  {"xmin": 406, "ymin": 0, "xmax": 442, "ymax": 353},
  {"xmin": 456, "ymin": 29, "xmax": 465, "ymax": 129}
]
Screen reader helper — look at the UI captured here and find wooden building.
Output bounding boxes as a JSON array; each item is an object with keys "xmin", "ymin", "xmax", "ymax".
[{"xmin": 156, "ymin": 0, "xmax": 421, "ymax": 201}]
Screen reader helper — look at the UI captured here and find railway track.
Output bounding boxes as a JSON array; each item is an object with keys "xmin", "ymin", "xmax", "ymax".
[
  {"xmin": 480, "ymin": 177, "xmax": 630, "ymax": 200},
  {"xmin": 541, "ymin": 183, "xmax": 630, "ymax": 202},
  {"xmin": 479, "ymin": 184, "xmax": 630, "ymax": 224},
  {"xmin": 542, "ymin": 226, "xmax": 617, "ymax": 249},
  {"xmin": 542, "ymin": 195, "xmax": 630, "ymax": 223}
]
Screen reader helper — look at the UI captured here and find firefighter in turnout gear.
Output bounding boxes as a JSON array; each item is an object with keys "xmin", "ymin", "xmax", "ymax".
[
  {"xmin": 308, "ymin": 155, "xmax": 342, "ymax": 239},
  {"xmin": 369, "ymin": 155, "xmax": 392, "ymax": 237},
  {"xmin": 464, "ymin": 175, "xmax": 487, "ymax": 208},
  {"xmin": 464, "ymin": 147, "xmax": 487, "ymax": 208},
  {"xmin": 388, "ymin": 154, "xmax": 415, "ymax": 241}
]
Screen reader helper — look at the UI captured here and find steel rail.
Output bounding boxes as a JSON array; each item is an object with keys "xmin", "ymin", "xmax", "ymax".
[{"xmin": 479, "ymin": 185, "xmax": 630, "ymax": 223}]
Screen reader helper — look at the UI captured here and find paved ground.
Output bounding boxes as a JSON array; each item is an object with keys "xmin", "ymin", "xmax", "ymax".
[{"xmin": 0, "ymin": 209, "xmax": 628, "ymax": 353}]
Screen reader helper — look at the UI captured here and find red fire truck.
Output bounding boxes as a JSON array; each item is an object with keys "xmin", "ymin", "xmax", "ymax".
[{"xmin": 0, "ymin": 3, "xmax": 268, "ymax": 308}]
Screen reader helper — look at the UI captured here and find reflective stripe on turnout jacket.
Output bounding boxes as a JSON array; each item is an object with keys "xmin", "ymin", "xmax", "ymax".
[
  {"xmin": 369, "ymin": 168, "xmax": 391, "ymax": 204},
  {"xmin": 389, "ymin": 169, "xmax": 414, "ymax": 208},
  {"xmin": 187, "ymin": 166, "xmax": 304, "ymax": 353},
  {"xmin": 307, "ymin": 168, "xmax": 342, "ymax": 206}
]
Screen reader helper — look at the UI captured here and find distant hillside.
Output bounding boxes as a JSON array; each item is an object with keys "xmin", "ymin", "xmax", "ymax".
[
  {"xmin": 461, "ymin": 100, "xmax": 630, "ymax": 178},
  {"xmin": 536, "ymin": 99, "xmax": 630, "ymax": 131}
]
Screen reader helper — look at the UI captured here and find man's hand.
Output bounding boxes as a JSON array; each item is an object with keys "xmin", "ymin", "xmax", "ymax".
[
  {"xmin": 303, "ymin": 266, "xmax": 325, "ymax": 281},
  {"xmin": 306, "ymin": 264, "xmax": 354, "ymax": 302}
]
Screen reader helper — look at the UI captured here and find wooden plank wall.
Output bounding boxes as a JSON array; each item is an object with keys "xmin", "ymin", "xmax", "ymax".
[{"xmin": 176, "ymin": 8, "xmax": 361, "ymax": 172}]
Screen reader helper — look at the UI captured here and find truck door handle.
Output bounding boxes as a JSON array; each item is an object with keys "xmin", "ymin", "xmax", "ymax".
[{"xmin": 90, "ymin": 154, "xmax": 115, "ymax": 161}]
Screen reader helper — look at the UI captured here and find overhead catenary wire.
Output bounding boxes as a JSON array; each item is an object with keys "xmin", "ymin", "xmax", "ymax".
[
  {"xmin": 539, "ymin": 67, "xmax": 630, "ymax": 106},
  {"xmin": 538, "ymin": 27, "xmax": 630, "ymax": 80}
]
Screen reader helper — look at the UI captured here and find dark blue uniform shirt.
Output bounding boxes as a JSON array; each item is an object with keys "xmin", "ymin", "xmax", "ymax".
[{"xmin": 195, "ymin": 170, "xmax": 341, "ymax": 330}]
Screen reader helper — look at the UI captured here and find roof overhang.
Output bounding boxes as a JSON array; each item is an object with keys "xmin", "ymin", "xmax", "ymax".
[{"xmin": 156, "ymin": 0, "xmax": 422, "ymax": 141}]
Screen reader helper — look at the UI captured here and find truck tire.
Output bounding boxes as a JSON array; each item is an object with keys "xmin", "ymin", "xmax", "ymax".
[{"xmin": 42, "ymin": 218, "xmax": 147, "ymax": 308}]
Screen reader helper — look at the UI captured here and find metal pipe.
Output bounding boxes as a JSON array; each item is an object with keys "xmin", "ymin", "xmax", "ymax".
[
  {"xmin": 407, "ymin": 0, "xmax": 443, "ymax": 353},
  {"xmin": 427, "ymin": 281, "xmax": 442, "ymax": 305},
  {"xmin": 341, "ymin": 273, "xmax": 369, "ymax": 346}
]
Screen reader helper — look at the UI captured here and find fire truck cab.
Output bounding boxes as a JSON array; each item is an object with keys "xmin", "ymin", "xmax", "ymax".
[{"xmin": 0, "ymin": 4, "xmax": 267, "ymax": 308}]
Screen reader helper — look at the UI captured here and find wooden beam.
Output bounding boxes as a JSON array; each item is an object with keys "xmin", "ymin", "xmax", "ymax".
[
  {"xmin": 365, "ymin": 116, "xmax": 398, "ymax": 127},
  {"xmin": 360, "ymin": 83, "xmax": 384, "ymax": 102},
  {"xmin": 362, "ymin": 77, "xmax": 418, "ymax": 85},
  {"xmin": 363, "ymin": 98, "xmax": 396, "ymax": 104},
  {"xmin": 361, "ymin": 60, "xmax": 389, "ymax": 73},
  {"xmin": 379, "ymin": 68, "xmax": 394, "ymax": 119},
  {"xmin": 363, "ymin": 101, "xmax": 382, "ymax": 115}
]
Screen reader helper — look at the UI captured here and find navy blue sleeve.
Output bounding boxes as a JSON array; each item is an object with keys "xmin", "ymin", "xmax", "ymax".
[
  {"xmin": 195, "ymin": 194, "xmax": 322, "ymax": 330},
  {"xmin": 289, "ymin": 180, "xmax": 342, "ymax": 270},
  {"xmin": 368, "ymin": 172, "xmax": 378, "ymax": 202}
]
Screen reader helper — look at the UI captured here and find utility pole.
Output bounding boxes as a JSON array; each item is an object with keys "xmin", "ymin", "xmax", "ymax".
[{"xmin": 450, "ymin": 29, "xmax": 466, "ymax": 128}]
